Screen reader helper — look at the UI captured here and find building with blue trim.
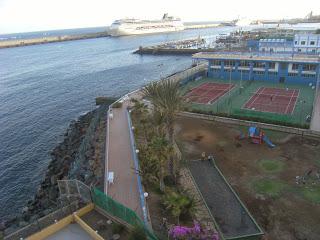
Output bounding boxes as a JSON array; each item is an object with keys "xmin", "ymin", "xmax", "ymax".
[
  {"xmin": 257, "ymin": 34, "xmax": 320, "ymax": 54},
  {"xmin": 193, "ymin": 52, "xmax": 320, "ymax": 85},
  {"xmin": 259, "ymin": 39, "xmax": 293, "ymax": 53}
]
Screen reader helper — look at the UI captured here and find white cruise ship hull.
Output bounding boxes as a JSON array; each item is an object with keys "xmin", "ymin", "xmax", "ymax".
[
  {"xmin": 108, "ymin": 14, "xmax": 185, "ymax": 36},
  {"xmin": 108, "ymin": 26, "xmax": 185, "ymax": 36}
]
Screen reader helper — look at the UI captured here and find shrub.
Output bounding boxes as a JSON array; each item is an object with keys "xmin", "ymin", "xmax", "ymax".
[
  {"xmin": 111, "ymin": 223, "xmax": 125, "ymax": 234},
  {"xmin": 112, "ymin": 102, "xmax": 123, "ymax": 108},
  {"xmin": 95, "ymin": 96, "xmax": 117, "ymax": 105},
  {"xmin": 128, "ymin": 225, "xmax": 147, "ymax": 240},
  {"xmin": 162, "ymin": 188, "xmax": 198, "ymax": 222}
]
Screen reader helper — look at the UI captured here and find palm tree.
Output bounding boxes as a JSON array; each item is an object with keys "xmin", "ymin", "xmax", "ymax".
[
  {"xmin": 131, "ymin": 100, "xmax": 150, "ymax": 143},
  {"xmin": 143, "ymin": 79, "xmax": 183, "ymax": 177},
  {"xmin": 162, "ymin": 189, "xmax": 198, "ymax": 224},
  {"xmin": 150, "ymin": 136, "xmax": 173, "ymax": 191}
]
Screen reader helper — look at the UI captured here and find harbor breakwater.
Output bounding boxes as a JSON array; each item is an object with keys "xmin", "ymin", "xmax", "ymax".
[
  {"xmin": 0, "ymin": 31, "xmax": 109, "ymax": 49},
  {"xmin": 2, "ymin": 99, "xmax": 114, "ymax": 236}
]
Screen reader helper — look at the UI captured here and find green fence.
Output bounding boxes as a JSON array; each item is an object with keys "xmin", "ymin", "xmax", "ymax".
[{"xmin": 92, "ymin": 188, "xmax": 158, "ymax": 240}]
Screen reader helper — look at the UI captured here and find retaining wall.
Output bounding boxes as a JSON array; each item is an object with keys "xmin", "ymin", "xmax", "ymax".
[{"xmin": 179, "ymin": 111, "xmax": 320, "ymax": 138}]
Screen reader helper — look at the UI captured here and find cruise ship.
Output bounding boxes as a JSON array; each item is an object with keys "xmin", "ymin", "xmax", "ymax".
[{"xmin": 108, "ymin": 14, "xmax": 185, "ymax": 36}]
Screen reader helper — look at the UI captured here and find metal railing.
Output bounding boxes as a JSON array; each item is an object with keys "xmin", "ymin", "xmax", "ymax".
[{"xmin": 4, "ymin": 202, "xmax": 80, "ymax": 240}]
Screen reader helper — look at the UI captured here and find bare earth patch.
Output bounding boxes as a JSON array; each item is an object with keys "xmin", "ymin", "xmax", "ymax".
[{"xmin": 176, "ymin": 116, "xmax": 320, "ymax": 240}]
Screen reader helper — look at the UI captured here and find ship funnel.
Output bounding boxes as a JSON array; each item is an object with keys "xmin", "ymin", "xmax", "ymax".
[{"xmin": 163, "ymin": 13, "xmax": 168, "ymax": 20}]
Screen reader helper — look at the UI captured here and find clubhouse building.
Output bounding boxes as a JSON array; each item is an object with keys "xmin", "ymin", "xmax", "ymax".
[{"xmin": 193, "ymin": 52, "xmax": 320, "ymax": 85}]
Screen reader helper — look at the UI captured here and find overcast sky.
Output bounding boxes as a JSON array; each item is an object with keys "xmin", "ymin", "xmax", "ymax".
[{"xmin": 0, "ymin": 0, "xmax": 319, "ymax": 34}]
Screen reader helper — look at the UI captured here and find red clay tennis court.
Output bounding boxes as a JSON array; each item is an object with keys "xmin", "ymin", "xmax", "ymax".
[
  {"xmin": 243, "ymin": 87, "xmax": 300, "ymax": 114},
  {"xmin": 185, "ymin": 82, "xmax": 235, "ymax": 104}
]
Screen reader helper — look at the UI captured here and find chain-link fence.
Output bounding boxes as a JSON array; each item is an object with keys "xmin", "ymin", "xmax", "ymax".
[
  {"xmin": 57, "ymin": 179, "xmax": 92, "ymax": 204},
  {"xmin": 92, "ymin": 188, "xmax": 158, "ymax": 240},
  {"xmin": 4, "ymin": 202, "xmax": 79, "ymax": 240},
  {"xmin": 182, "ymin": 77, "xmax": 315, "ymax": 128}
]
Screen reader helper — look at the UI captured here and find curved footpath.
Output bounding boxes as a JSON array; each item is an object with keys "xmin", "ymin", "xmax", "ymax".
[
  {"xmin": 103, "ymin": 64, "xmax": 206, "ymax": 225},
  {"xmin": 104, "ymin": 91, "xmax": 145, "ymax": 221}
]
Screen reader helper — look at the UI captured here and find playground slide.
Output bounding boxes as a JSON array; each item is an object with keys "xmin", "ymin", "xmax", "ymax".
[{"xmin": 263, "ymin": 135, "xmax": 276, "ymax": 148}]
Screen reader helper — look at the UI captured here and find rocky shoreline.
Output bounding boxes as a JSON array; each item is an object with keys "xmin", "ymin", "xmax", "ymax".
[{"xmin": 2, "ymin": 99, "xmax": 114, "ymax": 236}]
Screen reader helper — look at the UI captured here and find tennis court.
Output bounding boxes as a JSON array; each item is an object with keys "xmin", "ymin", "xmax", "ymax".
[
  {"xmin": 243, "ymin": 87, "xmax": 299, "ymax": 114},
  {"xmin": 185, "ymin": 82, "xmax": 235, "ymax": 104}
]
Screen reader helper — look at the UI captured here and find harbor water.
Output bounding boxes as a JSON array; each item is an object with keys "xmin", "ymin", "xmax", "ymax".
[{"xmin": 0, "ymin": 26, "xmax": 236, "ymax": 220}]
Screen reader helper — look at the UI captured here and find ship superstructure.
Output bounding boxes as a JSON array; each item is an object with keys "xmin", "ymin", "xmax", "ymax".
[{"xmin": 108, "ymin": 14, "xmax": 185, "ymax": 36}]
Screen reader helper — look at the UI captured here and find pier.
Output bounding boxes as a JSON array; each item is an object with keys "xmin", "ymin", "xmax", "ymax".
[{"xmin": 0, "ymin": 31, "xmax": 109, "ymax": 49}]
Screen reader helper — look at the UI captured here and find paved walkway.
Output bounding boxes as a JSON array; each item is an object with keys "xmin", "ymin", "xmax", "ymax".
[
  {"xmin": 311, "ymin": 89, "xmax": 320, "ymax": 132},
  {"xmin": 105, "ymin": 99, "xmax": 143, "ymax": 219}
]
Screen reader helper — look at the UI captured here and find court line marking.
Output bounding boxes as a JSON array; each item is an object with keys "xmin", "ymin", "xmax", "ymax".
[
  {"xmin": 285, "ymin": 90, "xmax": 296, "ymax": 114},
  {"xmin": 207, "ymin": 84, "xmax": 235, "ymax": 104},
  {"xmin": 243, "ymin": 87, "xmax": 300, "ymax": 115},
  {"xmin": 289, "ymin": 89, "xmax": 300, "ymax": 115}
]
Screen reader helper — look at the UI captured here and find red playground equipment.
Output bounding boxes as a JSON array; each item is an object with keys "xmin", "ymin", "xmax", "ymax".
[{"xmin": 236, "ymin": 126, "xmax": 275, "ymax": 148}]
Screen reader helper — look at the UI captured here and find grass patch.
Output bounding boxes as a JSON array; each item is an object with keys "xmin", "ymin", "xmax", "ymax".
[
  {"xmin": 301, "ymin": 186, "xmax": 320, "ymax": 204},
  {"xmin": 252, "ymin": 179, "xmax": 287, "ymax": 198},
  {"xmin": 258, "ymin": 159, "xmax": 285, "ymax": 173}
]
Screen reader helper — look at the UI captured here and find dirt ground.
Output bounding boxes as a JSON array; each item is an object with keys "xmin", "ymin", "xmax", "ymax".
[
  {"xmin": 175, "ymin": 116, "xmax": 320, "ymax": 240},
  {"xmin": 81, "ymin": 210, "xmax": 129, "ymax": 239}
]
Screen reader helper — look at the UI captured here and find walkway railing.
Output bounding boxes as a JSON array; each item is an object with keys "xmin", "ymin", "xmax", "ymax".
[
  {"xmin": 92, "ymin": 188, "xmax": 157, "ymax": 240},
  {"xmin": 126, "ymin": 109, "xmax": 149, "ymax": 225}
]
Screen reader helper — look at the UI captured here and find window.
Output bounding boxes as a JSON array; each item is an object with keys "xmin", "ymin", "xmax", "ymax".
[
  {"xmin": 294, "ymin": 41, "xmax": 298, "ymax": 44},
  {"xmin": 288, "ymin": 73, "xmax": 298, "ymax": 77},
  {"xmin": 292, "ymin": 63, "xmax": 299, "ymax": 70},
  {"xmin": 224, "ymin": 60, "xmax": 235, "ymax": 67},
  {"xmin": 212, "ymin": 60, "xmax": 221, "ymax": 66},
  {"xmin": 268, "ymin": 62, "xmax": 276, "ymax": 69},
  {"xmin": 239, "ymin": 60, "xmax": 250, "ymax": 67},
  {"xmin": 253, "ymin": 71, "xmax": 264, "ymax": 75},
  {"xmin": 268, "ymin": 71, "xmax": 278, "ymax": 76},
  {"xmin": 301, "ymin": 41, "xmax": 306, "ymax": 45},
  {"xmin": 253, "ymin": 62, "xmax": 266, "ymax": 69},
  {"xmin": 303, "ymin": 64, "xmax": 316, "ymax": 71},
  {"xmin": 298, "ymin": 48, "xmax": 301, "ymax": 52},
  {"xmin": 302, "ymin": 73, "xmax": 316, "ymax": 78},
  {"xmin": 241, "ymin": 70, "xmax": 250, "ymax": 74},
  {"xmin": 310, "ymin": 41, "xmax": 315, "ymax": 45}
]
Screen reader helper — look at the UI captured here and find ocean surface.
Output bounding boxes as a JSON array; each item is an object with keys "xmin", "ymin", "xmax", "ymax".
[{"xmin": 0, "ymin": 26, "xmax": 237, "ymax": 221}]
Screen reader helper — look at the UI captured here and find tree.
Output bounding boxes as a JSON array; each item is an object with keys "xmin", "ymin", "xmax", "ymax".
[
  {"xmin": 162, "ymin": 189, "xmax": 198, "ymax": 223},
  {"xmin": 315, "ymin": 29, "xmax": 320, "ymax": 34},
  {"xmin": 128, "ymin": 225, "xmax": 147, "ymax": 240},
  {"xmin": 143, "ymin": 79, "xmax": 184, "ymax": 178},
  {"xmin": 150, "ymin": 136, "xmax": 173, "ymax": 191},
  {"xmin": 131, "ymin": 100, "xmax": 149, "ymax": 143}
]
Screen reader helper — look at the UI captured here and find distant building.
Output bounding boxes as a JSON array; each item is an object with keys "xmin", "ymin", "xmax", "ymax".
[
  {"xmin": 193, "ymin": 52, "xmax": 320, "ymax": 85},
  {"xmin": 257, "ymin": 34, "xmax": 320, "ymax": 54},
  {"xmin": 294, "ymin": 34, "xmax": 320, "ymax": 54},
  {"xmin": 259, "ymin": 39, "xmax": 293, "ymax": 53}
]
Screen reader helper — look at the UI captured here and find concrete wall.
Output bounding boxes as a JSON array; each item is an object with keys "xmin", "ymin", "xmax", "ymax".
[{"xmin": 179, "ymin": 111, "xmax": 320, "ymax": 138}]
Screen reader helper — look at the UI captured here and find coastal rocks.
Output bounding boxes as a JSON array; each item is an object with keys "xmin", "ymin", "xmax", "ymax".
[{"xmin": 4, "ymin": 103, "xmax": 110, "ymax": 236}]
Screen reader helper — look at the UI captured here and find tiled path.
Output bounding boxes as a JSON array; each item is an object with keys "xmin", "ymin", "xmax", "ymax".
[{"xmin": 105, "ymin": 96, "xmax": 143, "ymax": 219}]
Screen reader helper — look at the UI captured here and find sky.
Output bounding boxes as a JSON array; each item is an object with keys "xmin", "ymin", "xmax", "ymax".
[{"xmin": 0, "ymin": 0, "xmax": 319, "ymax": 34}]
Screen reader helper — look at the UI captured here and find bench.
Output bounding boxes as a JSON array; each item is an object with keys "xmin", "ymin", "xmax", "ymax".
[{"xmin": 107, "ymin": 171, "xmax": 114, "ymax": 184}]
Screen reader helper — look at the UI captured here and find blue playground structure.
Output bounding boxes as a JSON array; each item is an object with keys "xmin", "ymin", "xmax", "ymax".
[{"xmin": 237, "ymin": 126, "xmax": 275, "ymax": 148}]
